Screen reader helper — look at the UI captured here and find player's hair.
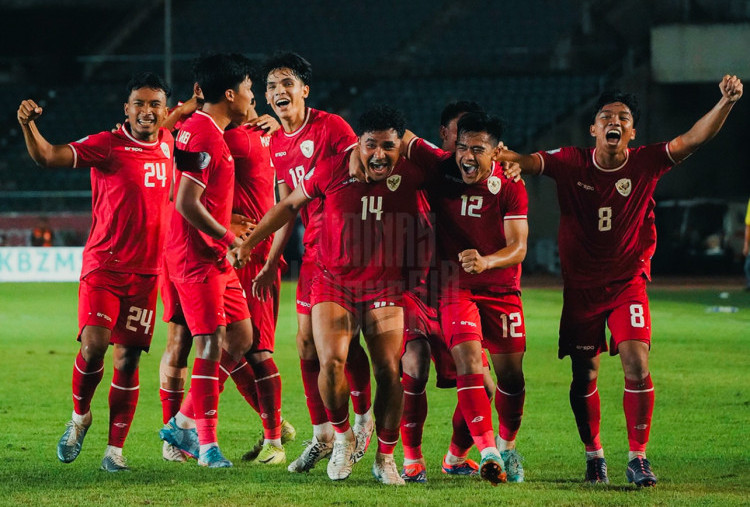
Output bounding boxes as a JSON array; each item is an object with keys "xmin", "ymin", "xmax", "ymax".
[
  {"xmin": 592, "ymin": 90, "xmax": 640, "ymax": 126},
  {"xmin": 440, "ymin": 100, "xmax": 484, "ymax": 127},
  {"xmin": 456, "ymin": 112, "xmax": 504, "ymax": 145},
  {"xmin": 262, "ymin": 51, "xmax": 312, "ymax": 86},
  {"xmin": 126, "ymin": 72, "xmax": 172, "ymax": 99},
  {"xmin": 357, "ymin": 105, "xmax": 406, "ymax": 137},
  {"xmin": 192, "ymin": 53, "xmax": 254, "ymax": 104}
]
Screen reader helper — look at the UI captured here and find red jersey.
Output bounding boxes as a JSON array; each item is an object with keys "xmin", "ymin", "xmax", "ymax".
[
  {"xmin": 224, "ymin": 123, "xmax": 275, "ymax": 258},
  {"xmin": 166, "ymin": 110, "xmax": 235, "ymax": 283},
  {"xmin": 69, "ymin": 124, "xmax": 173, "ymax": 278},
  {"xmin": 537, "ymin": 143, "xmax": 675, "ymax": 288},
  {"xmin": 408, "ymin": 138, "xmax": 528, "ymax": 293},
  {"xmin": 300, "ymin": 150, "xmax": 430, "ymax": 288},
  {"xmin": 271, "ymin": 108, "xmax": 356, "ymax": 262}
]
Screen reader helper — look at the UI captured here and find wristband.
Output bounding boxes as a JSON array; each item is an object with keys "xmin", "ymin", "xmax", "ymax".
[{"xmin": 218, "ymin": 229, "xmax": 236, "ymax": 248}]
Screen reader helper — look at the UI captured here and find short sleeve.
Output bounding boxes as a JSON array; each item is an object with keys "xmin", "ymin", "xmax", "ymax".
[
  {"xmin": 68, "ymin": 131, "xmax": 112, "ymax": 170},
  {"xmin": 501, "ymin": 178, "xmax": 529, "ymax": 219},
  {"xmin": 300, "ymin": 153, "xmax": 338, "ymax": 200},
  {"xmin": 224, "ymin": 127, "xmax": 251, "ymax": 159},
  {"xmin": 326, "ymin": 115, "xmax": 357, "ymax": 154},
  {"xmin": 407, "ymin": 138, "xmax": 450, "ymax": 174}
]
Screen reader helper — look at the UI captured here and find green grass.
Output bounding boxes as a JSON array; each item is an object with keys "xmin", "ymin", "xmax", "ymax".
[{"xmin": 0, "ymin": 282, "xmax": 749, "ymax": 506}]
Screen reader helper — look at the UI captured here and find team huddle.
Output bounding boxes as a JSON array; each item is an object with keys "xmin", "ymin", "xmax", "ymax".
[{"xmin": 16, "ymin": 51, "xmax": 742, "ymax": 487}]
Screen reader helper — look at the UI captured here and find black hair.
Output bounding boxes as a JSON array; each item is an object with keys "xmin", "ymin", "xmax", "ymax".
[
  {"xmin": 456, "ymin": 112, "xmax": 504, "ymax": 146},
  {"xmin": 262, "ymin": 51, "xmax": 312, "ymax": 86},
  {"xmin": 192, "ymin": 53, "xmax": 254, "ymax": 104},
  {"xmin": 357, "ymin": 105, "xmax": 406, "ymax": 137},
  {"xmin": 440, "ymin": 100, "xmax": 484, "ymax": 127},
  {"xmin": 592, "ymin": 90, "xmax": 640, "ymax": 126},
  {"xmin": 126, "ymin": 72, "xmax": 171, "ymax": 99}
]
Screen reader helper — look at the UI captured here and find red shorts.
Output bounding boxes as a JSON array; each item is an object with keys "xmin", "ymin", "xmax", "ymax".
[
  {"xmin": 160, "ymin": 259, "xmax": 186, "ymax": 326},
  {"xmin": 439, "ymin": 288, "xmax": 526, "ymax": 355},
  {"xmin": 296, "ymin": 259, "xmax": 320, "ymax": 315},
  {"xmin": 236, "ymin": 259, "xmax": 281, "ymax": 353},
  {"xmin": 173, "ymin": 266, "xmax": 251, "ymax": 336},
  {"xmin": 311, "ymin": 273, "xmax": 403, "ymax": 321},
  {"xmin": 559, "ymin": 275, "xmax": 651, "ymax": 358},
  {"xmin": 78, "ymin": 269, "xmax": 159, "ymax": 350},
  {"xmin": 402, "ymin": 290, "xmax": 458, "ymax": 388}
]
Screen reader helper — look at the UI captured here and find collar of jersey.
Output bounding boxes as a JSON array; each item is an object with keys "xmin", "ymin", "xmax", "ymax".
[
  {"xmin": 121, "ymin": 124, "xmax": 161, "ymax": 147},
  {"xmin": 283, "ymin": 108, "xmax": 311, "ymax": 138},
  {"xmin": 592, "ymin": 147, "xmax": 630, "ymax": 172},
  {"xmin": 195, "ymin": 110, "xmax": 224, "ymax": 134}
]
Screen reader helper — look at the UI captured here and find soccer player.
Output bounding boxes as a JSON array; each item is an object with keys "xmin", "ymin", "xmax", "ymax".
[
  {"xmin": 256, "ymin": 52, "xmax": 374, "ymax": 473},
  {"xmin": 224, "ymin": 98, "xmax": 296, "ymax": 464},
  {"xmin": 237, "ymin": 105, "xmax": 431, "ymax": 485},
  {"xmin": 17, "ymin": 72, "xmax": 173, "ymax": 472},
  {"xmin": 399, "ymin": 100, "xmax": 495, "ymax": 483},
  {"xmin": 405, "ymin": 112, "xmax": 529, "ymax": 485},
  {"xmin": 158, "ymin": 53, "xmax": 256, "ymax": 468},
  {"xmin": 496, "ymin": 75, "xmax": 743, "ymax": 486}
]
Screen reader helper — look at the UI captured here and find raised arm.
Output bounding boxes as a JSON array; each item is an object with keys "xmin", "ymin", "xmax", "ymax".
[
  {"xmin": 236, "ymin": 184, "xmax": 311, "ymax": 268},
  {"xmin": 17, "ymin": 100, "xmax": 75, "ymax": 168},
  {"xmin": 493, "ymin": 144, "xmax": 543, "ymax": 177},
  {"xmin": 668, "ymin": 74, "xmax": 743, "ymax": 163},
  {"xmin": 458, "ymin": 218, "xmax": 528, "ymax": 274}
]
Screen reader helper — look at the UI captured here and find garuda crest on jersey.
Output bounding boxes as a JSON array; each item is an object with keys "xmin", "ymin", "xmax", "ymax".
[
  {"xmin": 487, "ymin": 176, "xmax": 502, "ymax": 195},
  {"xmin": 615, "ymin": 178, "xmax": 632, "ymax": 197},
  {"xmin": 300, "ymin": 140, "xmax": 314, "ymax": 158},
  {"xmin": 160, "ymin": 142, "xmax": 171, "ymax": 159},
  {"xmin": 387, "ymin": 174, "xmax": 401, "ymax": 191}
]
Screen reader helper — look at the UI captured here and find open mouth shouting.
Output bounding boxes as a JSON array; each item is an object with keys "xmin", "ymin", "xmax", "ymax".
[
  {"xmin": 605, "ymin": 128, "xmax": 622, "ymax": 145},
  {"xmin": 367, "ymin": 158, "xmax": 391, "ymax": 179}
]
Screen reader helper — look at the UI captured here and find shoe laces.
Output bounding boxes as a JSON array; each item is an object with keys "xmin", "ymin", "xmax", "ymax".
[
  {"xmin": 330, "ymin": 440, "xmax": 353, "ymax": 466},
  {"xmin": 504, "ymin": 451, "xmax": 523, "ymax": 473},
  {"xmin": 64, "ymin": 421, "xmax": 85, "ymax": 446},
  {"xmin": 376, "ymin": 455, "xmax": 400, "ymax": 481},
  {"xmin": 107, "ymin": 453, "xmax": 127, "ymax": 468}
]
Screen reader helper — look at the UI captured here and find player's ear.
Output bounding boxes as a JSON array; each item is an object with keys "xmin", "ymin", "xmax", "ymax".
[
  {"xmin": 630, "ymin": 128, "xmax": 636, "ymax": 141},
  {"xmin": 439, "ymin": 125, "xmax": 448, "ymax": 142},
  {"xmin": 589, "ymin": 124, "xmax": 596, "ymax": 138},
  {"xmin": 225, "ymin": 88, "xmax": 235, "ymax": 102},
  {"xmin": 301, "ymin": 85, "xmax": 310, "ymax": 99},
  {"xmin": 123, "ymin": 102, "xmax": 128, "ymax": 117}
]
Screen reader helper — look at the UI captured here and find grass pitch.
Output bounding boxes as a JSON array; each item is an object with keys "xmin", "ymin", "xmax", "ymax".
[{"xmin": 0, "ymin": 281, "xmax": 748, "ymax": 506}]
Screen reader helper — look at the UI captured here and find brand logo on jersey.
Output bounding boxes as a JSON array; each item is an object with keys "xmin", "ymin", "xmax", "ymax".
[
  {"xmin": 300, "ymin": 140, "xmax": 314, "ymax": 158},
  {"xmin": 160, "ymin": 142, "xmax": 170, "ymax": 158},
  {"xmin": 546, "ymin": 148, "xmax": 562, "ymax": 155},
  {"xmin": 635, "ymin": 424, "xmax": 648, "ymax": 430},
  {"xmin": 275, "ymin": 151, "xmax": 287, "ymax": 157},
  {"xmin": 615, "ymin": 178, "xmax": 632, "ymax": 197},
  {"xmin": 471, "ymin": 416, "xmax": 484, "ymax": 423},
  {"xmin": 124, "ymin": 146, "xmax": 143, "ymax": 152},
  {"xmin": 177, "ymin": 130, "xmax": 191, "ymax": 145},
  {"xmin": 387, "ymin": 174, "xmax": 401, "ymax": 191},
  {"xmin": 96, "ymin": 312, "xmax": 113, "ymax": 322},
  {"xmin": 460, "ymin": 320, "xmax": 478, "ymax": 327},
  {"xmin": 113, "ymin": 422, "xmax": 128, "ymax": 428},
  {"xmin": 577, "ymin": 181, "xmax": 595, "ymax": 191},
  {"xmin": 205, "ymin": 410, "xmax": 217, "ymax": 416},
  {"xmin": 227, "ymin": 154, "xmax": 233, "ymax": 162},
  {"xmin": 487, "ymin": 176, "xmax": 502, "ymax": 195}
]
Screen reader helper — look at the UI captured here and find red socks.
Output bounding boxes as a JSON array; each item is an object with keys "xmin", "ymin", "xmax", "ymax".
[
  {"xmin": 301, "ymin": 359, "xmax": 328, "ymax": 425},
  {"xmin": 624, "ymin": 374, "xmax": 654, "ymax": 453},
  {"xmin": 569, "ymin": 378, "xmax": 602, "ymax": 452},
  {"xmin": 253, "ymin": 358, "xmax": 283, "ymax": 439},
  {"xmin": 325, "ymin": 402, "xmax": 351, "ymax": 434},
  {"xmin": 230, "ymin": 359, "xmax": 260, "ymax": 413},
  {"xmin": 108, "ymin": 368, "xmax": 139, "ymax": 447},
  {"xmin": 377, "ymin": 427, "xmax": 399, "ymax": 455},
  {"xmin": 400, "ymin": 373, "xmax": 427, "ymax": 460},
  {"xmin": 495, "ymin": 384, "xmax": 525, "ymax": 442},
  {"xmin": 456, "ymin": 374, "xmax": 495, "ymax": 451},
  {"xmin": 71, "ymin": 351, "xmax": 104, "ymax": 416},
  {"xmin": 449, "ymin": 402, "xmax": 475, "ymax": 457},
  {"xmin": 190, "ymin": 358, "xmax": 220, "ymax": 446},
  {"xmin": 345, "ymin": 348, "xmax": 372, "ymax": 416}
]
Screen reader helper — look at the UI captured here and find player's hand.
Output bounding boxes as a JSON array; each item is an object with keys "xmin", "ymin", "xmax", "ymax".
[
  {"xmin": 111, "ymin": 121, "xmax": 125, "ymax": 133},
  {"xmin": 234, "ymin": 242, "xmax": 252, "ymax": 269},
  {"xmin": 348, "ymin": 145, "xmax": 369, "ymax": 182},
  {"xmin": 230, "ymin": 214, "xmax": 256, "ymax": 240},
  {"xmin": 459, "ymin": 249, "xmax": 489, "ymax": 274},
  {"xmin": 248, "ymin": 114, "xmax": 281, "ymax": 135},
  {"xmin": 251, "ymin": 261, "xmax": 277, "ymax": 301},
  {"xmin": 721, "ymin": 75, "xmax": 743, "ymax": 102},
  {"xmin": 743, "ymin": 243, "xmax": 749, "ymax": 257},
  {"xmin": 17, "ymin": 99, "xmax": 43, "ymax": 125}
]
